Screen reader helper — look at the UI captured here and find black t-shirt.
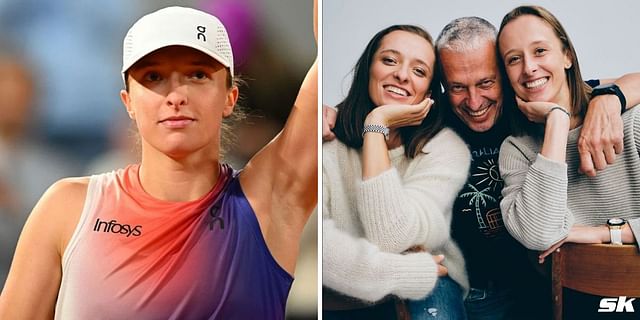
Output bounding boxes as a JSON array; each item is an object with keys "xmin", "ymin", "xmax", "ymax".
[{"xmin": 446, "ymin": 109, "xmax": 545, "ymax": 289}]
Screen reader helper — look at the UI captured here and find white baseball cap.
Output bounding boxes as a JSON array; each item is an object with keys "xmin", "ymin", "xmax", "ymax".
[{"xmin": 121, "ymin": 6, "xmax": 234, "ymax": 81}]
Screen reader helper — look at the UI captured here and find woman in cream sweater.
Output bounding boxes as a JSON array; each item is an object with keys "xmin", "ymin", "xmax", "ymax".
[{"xmin": 323, "ymin": 24, "xmax": 470, "ymax": 320}]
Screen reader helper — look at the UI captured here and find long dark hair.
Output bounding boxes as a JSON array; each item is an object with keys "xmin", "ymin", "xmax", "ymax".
[
  {"xmin": 497, "ymin": 5, "xmax": 592, "ymax": 137},
  {"xmin": 333, "ymin": 25, "xmax": 444, "ymax": 158}
]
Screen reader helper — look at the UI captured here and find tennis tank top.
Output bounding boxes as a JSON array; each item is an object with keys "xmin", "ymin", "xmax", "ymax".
[{"xmin": 54, "ymin": 164, "xmax": 293, "ymax": 319}]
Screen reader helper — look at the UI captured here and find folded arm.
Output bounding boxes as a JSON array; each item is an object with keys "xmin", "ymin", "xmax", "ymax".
[
  {"xmin": 322, "ymin": 219, "xmax": 439, "ymax": 302},
  {"xmin": 357, "ymin": 130, "xmax": 470, "ymax": 253},
  {"xmin": 539, "ymin": 222, "xmax": 640, "ymax": 262},
  {"xmin": 499, "ymin": 138, "xmax": 575, "ymax": 251}
]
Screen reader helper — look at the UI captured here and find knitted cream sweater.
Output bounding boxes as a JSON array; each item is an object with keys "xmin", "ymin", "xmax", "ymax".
[
  {"xmin": 500, "ymin": 106, "xmax": 640, "ymax": 251},
  {"xmin": 323, "ymin": 128, "xmax": 471, "ymax": 302}
]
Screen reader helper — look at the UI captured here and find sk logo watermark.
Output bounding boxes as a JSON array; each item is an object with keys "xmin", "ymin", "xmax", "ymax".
[{"xmin": 598, "ymin": 296, "xmax": 636, "ymax": 313}]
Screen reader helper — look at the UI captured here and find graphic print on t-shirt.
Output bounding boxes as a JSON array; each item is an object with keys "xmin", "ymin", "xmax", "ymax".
[{"xmin": 458, "ymin": 149, "xmax": 505, "ymax": 237}]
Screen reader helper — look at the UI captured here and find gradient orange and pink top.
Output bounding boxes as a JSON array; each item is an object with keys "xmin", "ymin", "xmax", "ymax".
[{"xmin": 55, "ymin": 164, "xmax": 292, "ymax": 319}]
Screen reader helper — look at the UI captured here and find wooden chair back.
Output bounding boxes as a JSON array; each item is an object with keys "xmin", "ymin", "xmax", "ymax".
[{"xmin": 552, "ymin": 243, "xmax": 640, "ymax": 320}]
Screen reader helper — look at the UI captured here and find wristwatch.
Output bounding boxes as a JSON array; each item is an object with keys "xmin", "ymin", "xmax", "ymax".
[
  {"xmin": 591, "ymin": 83, "xmax": 626, "ymax": 114},
  {"xmin": 607, "ymin": 218, "xmax": 627, "ymax": 245},
  {"xmin": 362, "ymin": 124, "xmax": 389, "ymax": 140}
]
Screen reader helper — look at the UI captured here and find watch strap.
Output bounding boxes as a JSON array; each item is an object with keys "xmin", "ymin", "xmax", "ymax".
[
  {"xmin": 593, "ymin": 83, "xmax": 626, "ymax": 114},
  {"xmin": 362, "ymin": 124, "xmax": 389, "ymax": 140},
  {"xmin": 610, "ymin": 227, "xmax": 623, "ymax": 245}
]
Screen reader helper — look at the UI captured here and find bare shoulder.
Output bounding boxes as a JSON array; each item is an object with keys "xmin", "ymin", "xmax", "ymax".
[
  {"xmin": 30, "ymin": 177, "xmax": 90, "ymax": 252},
  {"xmin": 0, "ymin": 177, "xmax": 90, "ymax": 318},
  {"xmin": 33, "ymin": 177, "xmax": 89, "ymax": 222},
  {"xmin": 41, "ymin": 177, "xmax": 90, "ymax": 209}
]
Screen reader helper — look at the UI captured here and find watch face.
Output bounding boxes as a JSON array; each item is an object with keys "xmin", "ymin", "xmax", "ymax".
[{"xmin": 607, "ymin": 218, "xmax": 625, "ymax": 226}]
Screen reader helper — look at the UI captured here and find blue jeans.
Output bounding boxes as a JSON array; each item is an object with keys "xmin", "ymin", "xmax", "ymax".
[
  {"xmin": 406, "ymin": 276, "xmax": 467, "ymax": 320},
  {"xmin": 464, "ymin": 283, "xmax": 514, "ymax": 320}
]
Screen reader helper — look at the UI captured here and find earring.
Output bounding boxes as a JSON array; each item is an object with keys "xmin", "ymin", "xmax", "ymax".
[{"xmin": 565, "ymin": 62, "xmax": 572, "ymax": 69}]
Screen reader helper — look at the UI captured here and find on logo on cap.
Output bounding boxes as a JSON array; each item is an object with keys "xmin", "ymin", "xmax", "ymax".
[{"xmin": 197, "ymin": 26, "xmax": 206, "ymax": 41}]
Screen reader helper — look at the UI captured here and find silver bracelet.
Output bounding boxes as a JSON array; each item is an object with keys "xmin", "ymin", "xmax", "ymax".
[
  {"xmin": 362, "ymin": 124, "xmax": 389, "ymax": 140},
  {"xmin": 546, "ymin": 106, "xmax": 571, "ymax": 119}
]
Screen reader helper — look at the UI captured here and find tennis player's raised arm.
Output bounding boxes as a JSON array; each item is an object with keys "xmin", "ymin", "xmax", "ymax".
[
  {"xmin": 239, "ymin": 1, "xmax": 317, "ymax": 274},
  {"xmin": 241, "ymin": 0, "xmax": 317, "ymax": 215}
]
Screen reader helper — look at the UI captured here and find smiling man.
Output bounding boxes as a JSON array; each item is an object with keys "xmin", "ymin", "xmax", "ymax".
[
  {"xmin": 439, "ymin": 39, "xmax": 503, "ymax": 134},
  {"xmin": 435, "ymin": 16, "xmax": 640, "ymax": 319},
  {"xmin": 323, "ymin": 14, "xmax": 640, "ymax": 319},
  {"xmin": 435, "ymin": 17, "xmax": 545, "ymax": 319}
]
